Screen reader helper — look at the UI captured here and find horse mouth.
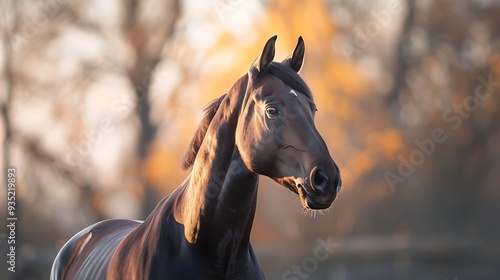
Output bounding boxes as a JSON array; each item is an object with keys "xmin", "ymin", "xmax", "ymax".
[
  {"xmin": 278, "ymin": 178, "xmax": 332, "ymax": 210},
  {"xmin": 297, "ymin": 184, "xmax": 332, "ymax": 210}
]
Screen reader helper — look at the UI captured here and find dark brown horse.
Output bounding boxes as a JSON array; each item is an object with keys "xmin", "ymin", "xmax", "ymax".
[{"xmin": 50, "ymin": 35, "xmax": 342, "ymax": 280}]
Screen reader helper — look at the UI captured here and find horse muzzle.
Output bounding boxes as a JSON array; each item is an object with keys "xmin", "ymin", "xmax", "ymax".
[{"xmin": 297, "ymin": 166, "xmax": 342, "ymax": 209}]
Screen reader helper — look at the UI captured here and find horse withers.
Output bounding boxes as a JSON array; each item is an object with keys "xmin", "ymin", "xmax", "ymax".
[{"xmin": 51, "ymin": 35, "xmax": 342, "ymax": 280}]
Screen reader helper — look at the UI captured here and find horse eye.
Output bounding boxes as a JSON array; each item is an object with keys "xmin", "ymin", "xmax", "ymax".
[{"xmin": 266, "ymin": 106, "xmax": 279, "ymax": 117}]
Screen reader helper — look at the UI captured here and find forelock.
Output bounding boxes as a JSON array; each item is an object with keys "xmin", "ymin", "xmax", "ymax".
[{"xmin": 267, "ymin": 62, "xmax": 313, "ymax": 101}]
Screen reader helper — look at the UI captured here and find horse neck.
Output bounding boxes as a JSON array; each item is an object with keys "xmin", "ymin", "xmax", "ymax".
[
  {"xmin": 173, "ymin": 74, "xmax": 256, "ymax": 245},
  {"xmin": 211, "ymin": 149, "xmax": 259, "ymax": 244}
]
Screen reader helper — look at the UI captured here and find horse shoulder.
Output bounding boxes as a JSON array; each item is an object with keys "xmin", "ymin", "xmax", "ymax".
[{"xmin": 107, "ymin": 199, "xmax": 180, "ymax": 279}]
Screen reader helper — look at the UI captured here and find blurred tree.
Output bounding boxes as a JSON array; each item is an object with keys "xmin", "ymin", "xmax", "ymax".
[
  {"xmin": 0, "ymin": 1, "xmax": 180, "ymax": 277},
  {"xmin": 382, "ymin": 0, "xmax": 500, "ymax": 241}
]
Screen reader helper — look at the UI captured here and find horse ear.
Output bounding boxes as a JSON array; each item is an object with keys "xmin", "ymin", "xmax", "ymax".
[
  {"xmin": 254, "ymin": 35, "xmax": 277, "ymax": 72},
  {"xmin": 283, "ymin": 36, "xmax": 305, "ymax": 72}
]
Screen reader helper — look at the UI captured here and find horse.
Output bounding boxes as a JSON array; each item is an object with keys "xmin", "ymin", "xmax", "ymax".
[{"xmin": 50, "ymin": 35, "xmax": 342, "ymax": 280}]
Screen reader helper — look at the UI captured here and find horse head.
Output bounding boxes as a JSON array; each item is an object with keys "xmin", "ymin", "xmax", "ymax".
[{"xmin": 236, "ymin": 35, "xmax": 342, "ymax": 210}]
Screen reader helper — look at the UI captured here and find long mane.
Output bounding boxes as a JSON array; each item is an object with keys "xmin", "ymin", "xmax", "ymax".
[{"xmin": 181, "ymin": 93, "xmax": 227, "ymax": 170}]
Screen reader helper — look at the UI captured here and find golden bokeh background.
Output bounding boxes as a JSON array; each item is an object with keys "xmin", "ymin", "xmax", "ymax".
[{"xmin": 1, "ymin": 0, "xmax": 500, "ymax": 279}]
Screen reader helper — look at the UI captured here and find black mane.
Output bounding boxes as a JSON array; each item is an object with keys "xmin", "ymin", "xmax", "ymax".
[
  {"xmin": 268, "ymin": 62, "xmax": 313, "ymax": 101},
  {"xmin": 181, "ymin": 94, "xmax": 226, "ymax": 170}
]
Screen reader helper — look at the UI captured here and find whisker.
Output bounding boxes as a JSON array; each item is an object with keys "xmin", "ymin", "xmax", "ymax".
[{"xmin": 298, "ymin": 203, "xmax": 334, "ymax": 218}]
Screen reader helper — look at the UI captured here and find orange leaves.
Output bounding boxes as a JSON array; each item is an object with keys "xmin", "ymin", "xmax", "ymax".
[
  {"xmin": 326, "ymin": 61, "xmax": 368, "ymax": 96},
  {"xmin": 346, "ymin": 151, "xmax": 375, "ymax": 181},
  {"xmin": 365, "ymin": 129, "xmax": 403, "ymax": 159}
]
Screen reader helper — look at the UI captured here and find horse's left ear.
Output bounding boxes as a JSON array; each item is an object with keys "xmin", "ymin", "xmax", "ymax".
[
  {"xmin": 254, "ymin": 35, "xmax": 277, "ymax": 72},
  {"xmin": 283, "ymin": 36, "xmax": 305, "ymax": 72}
]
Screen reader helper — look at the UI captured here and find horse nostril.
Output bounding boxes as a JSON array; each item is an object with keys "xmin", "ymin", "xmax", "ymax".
[{"xmin": 311, "ymin": 168, "xmax": 328, "ymax": 193}]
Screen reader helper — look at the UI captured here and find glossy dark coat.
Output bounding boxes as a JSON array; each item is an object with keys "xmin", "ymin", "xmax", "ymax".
[{"xmin": 51, "ymin": 35, "xmax": 341, "ymax": 280}]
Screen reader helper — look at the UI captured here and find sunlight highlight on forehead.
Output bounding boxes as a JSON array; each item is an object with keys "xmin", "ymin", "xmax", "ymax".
[{"xmin": 289, "ymin": 89, "xmax": 298, "ymax": 97}]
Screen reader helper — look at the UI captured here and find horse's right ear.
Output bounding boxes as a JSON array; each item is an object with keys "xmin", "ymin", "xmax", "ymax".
[{"xmin": 254, "ymin": 35, "xmax": 277, "ymax": 72}]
